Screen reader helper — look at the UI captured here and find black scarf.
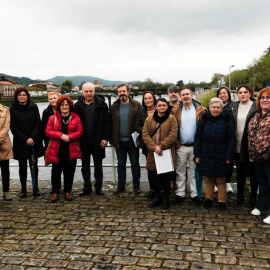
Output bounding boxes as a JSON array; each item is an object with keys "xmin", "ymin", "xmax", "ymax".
[{"xmin": 153, "ymin": 108, "xmax": 170, "ymax": 124}]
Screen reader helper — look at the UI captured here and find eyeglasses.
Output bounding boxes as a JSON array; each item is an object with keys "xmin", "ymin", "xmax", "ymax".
[
  {"xmin": 60, "ymin": 104, "xmax": 69, "ymax": 107},
  {"xmin": 260, "ymin": 96, "xmax": 270, "ymax": 100},
  {"xmin": 211, "ymin": 106, "xmax": 222, "ymax": 110}
]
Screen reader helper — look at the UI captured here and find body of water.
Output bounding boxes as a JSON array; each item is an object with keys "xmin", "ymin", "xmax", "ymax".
[{"xmin": 9, "ymin": 95, "xmax": 155, "ymax": 183}]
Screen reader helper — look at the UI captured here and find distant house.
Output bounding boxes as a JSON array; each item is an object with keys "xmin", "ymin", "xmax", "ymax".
[
  {"xmin": 29, "ymin": 82, "xmax": 61, "ymax": 92},
  {"xmin": 71, "ymin": 86, "xmax": 79, "ymax": 92},
  {"xmin": 93, "ymin": 80, "xmax": 103, "ymax": 88},
  {"xmin": 0, "ymin": 78, "xmax": 22, "ymax": 97}
]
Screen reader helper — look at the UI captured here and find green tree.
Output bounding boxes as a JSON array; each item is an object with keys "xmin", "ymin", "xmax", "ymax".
[
  {"xmin": 224, "ymin": 69, "xmax": 249, "ymax": 89},
  {"xmin": 248, "ymin": 53, "xmax": 270, "ymax": 87},
  {"xmin": 211, "ymin": 73, "xmax": 223, "ymax": 87},
  {"xmin": 176, "ymin": 80, "xmax": 184, "ymax": 88},
  {"xmin": 61, "ymin": 79, "xmax": 73, "ymax": 92}
]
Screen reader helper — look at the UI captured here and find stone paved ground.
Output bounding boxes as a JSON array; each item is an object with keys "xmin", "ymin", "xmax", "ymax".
[{"xmin": 1, "ymin": 179, "xmax": 270, "ymax": 270}]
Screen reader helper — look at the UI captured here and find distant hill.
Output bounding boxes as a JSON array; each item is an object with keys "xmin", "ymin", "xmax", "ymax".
[
  {"xmin": 0, "ymin": 73, "xmax": 44, "ymax": 86},
  {"xmin": 0, "ymin": 73, "xmax": 124, "ymax": 87},
  {"xmin": 47, "ymin": 76, "xmax": 124, "ymax": 86}
]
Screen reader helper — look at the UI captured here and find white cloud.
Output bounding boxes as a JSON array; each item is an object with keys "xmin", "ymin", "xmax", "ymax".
[{"xmin": 1, "ymin": 0, "xmax": 270, "ymax": 84}]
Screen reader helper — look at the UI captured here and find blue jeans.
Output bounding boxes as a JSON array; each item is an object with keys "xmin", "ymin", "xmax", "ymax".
[
  {"xmin": 116, "ymin": 141, "xmax": 140, "ymax": 186},
  {"xmin": 254, "ymin": 160, "xmax": 270, "ymax": 215}
]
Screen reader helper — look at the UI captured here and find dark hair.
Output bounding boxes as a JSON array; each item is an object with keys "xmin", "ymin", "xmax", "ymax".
[
  {"xmin": 156, "ymin": 97, "xmax": 169, "ymax": 105},
  {"xmin": 256, "ymin": 87, "xmax": 270, "ymax": 109},
  {"xmin": 116, "ymin": 83, "xmax": 129, "ymax": 92},
  {"xmin": 55, "ymin": 96, "xmax": 75, "ymax": 112},
  {"xmin": 237, "ymin": 84, "xmax": 254, "ymax": 98},
  {"xmin": 217, "ymin": 86, "xmax": 231, "ymax": 101},
  {"xmin": 167, "ymin": 86, "xmax": 180, "ymax": 93},
  {"xmin": 142, "ymin": 91, "xmax": 157, "ymax": 109},
  {"xmin": 13, "ymin": 87, "xmax": 30, "ymax": 101}
]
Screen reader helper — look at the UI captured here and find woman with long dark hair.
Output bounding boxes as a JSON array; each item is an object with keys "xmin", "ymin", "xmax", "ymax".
[
  {"xmin": 216, "ymin": 86, "xmax": 235, "ymax": 193},
  {"xmin": 230, "ymin": 84, "xmax": 258, "ymax": 207},
  {"xmin": 135, "ymin": 90, "xmax": 157, "ymax": 198},
  {"xmin": 10, "ymin": 87, "xmax": 44, "ymax": 198}
]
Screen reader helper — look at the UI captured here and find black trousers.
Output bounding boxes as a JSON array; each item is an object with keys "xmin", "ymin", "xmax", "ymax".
[
  {"xmin": 148, "ymin": 170, "xmax": 171, "ymax": 194},
  {"xmin": 51, "ymin": 154, "xmax": 77, "ymax": 194},
  {"xmin": 81, "ymin": 143, "xmax": 103, "ymax": 190},
  {"xmin": 0, "ymin": 160, "xmax": 10, "ymax": 192},
  {"xmin": 18, "ymin": 158, "xmax": 39, "ymax": 191},
  {"xmin": 235, "ymin": 153, "xmax": 258, "ymax": 198}
]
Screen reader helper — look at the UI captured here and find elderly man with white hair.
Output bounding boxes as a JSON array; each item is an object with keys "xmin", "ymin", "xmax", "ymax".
[
  {"xmin": 194, "ymin": 97, "xmax": 236, "ymax": 210},
  {"xmin": 75, "ymin": 82, "xmax": 110, "ymax": 196}
]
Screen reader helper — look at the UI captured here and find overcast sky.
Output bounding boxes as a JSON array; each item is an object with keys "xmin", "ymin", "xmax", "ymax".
[{"xmin": 1, "ymin": 0, "xmax": 270, "ymax": 84}]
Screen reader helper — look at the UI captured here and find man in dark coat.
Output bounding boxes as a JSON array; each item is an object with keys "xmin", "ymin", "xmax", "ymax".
[
  {"xmin": 75, "ymin": 83, "xmax": 110, "ymax": 196},
  {"xmin": 109, "ymin": 83, "xmax": 141, "ymax": 195}
]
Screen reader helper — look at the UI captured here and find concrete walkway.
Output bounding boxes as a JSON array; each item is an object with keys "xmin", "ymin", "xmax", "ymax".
[{"xmin": 0, "ymin": 179, "xmax": 270, "ymax": 270}]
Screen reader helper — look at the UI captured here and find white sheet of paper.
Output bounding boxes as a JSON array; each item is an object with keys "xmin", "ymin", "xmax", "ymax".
[
  {"xmin": 154, "ymin": 149, "xmax": 174, "ymax": 174},
  {"xmin": 131, "ymin": 131, "xmax": 140, "ymax": 147}
]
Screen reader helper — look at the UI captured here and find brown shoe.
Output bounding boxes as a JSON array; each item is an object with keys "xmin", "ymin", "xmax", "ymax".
[
  {"xmin": 133, "ymin": 185, "xmax": 141, "ymax": 195},
  {"xmin": 65, "ymin": 192, "xmax": 73, "ymax": 201},
  {"xmin": 114, "ymin": 185, "xmax": 125, "ymax": 195},
  {"xmin": 51, "ymin": 193, "xmax": 58, "ymax": 203}
]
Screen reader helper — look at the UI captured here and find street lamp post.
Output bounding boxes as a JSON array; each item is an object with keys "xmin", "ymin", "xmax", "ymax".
[{"xmin": 229, "ymin": 65, "xmax": 234, "ymax": 91}]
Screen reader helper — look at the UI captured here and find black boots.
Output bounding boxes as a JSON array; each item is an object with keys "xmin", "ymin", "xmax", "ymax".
[
  {"xmin": 149, "ymin": 193, "xmax": 162, "ymax": 208},
  {"xmin": 161, "ymin": 192, "xmax": 170, "ymax": 210},
  {"xmin": 20, "ymin": 179, "xmax": 27, "ymax": 198},
  {"xmin": 149, "ymin": 192, "xmax": 170, "ymax": 210}
]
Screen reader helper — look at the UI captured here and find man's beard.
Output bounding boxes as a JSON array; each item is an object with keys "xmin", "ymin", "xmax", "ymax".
[{"xmin": 119, "ymin": 95, "xmax": 127, "ymax": 100}]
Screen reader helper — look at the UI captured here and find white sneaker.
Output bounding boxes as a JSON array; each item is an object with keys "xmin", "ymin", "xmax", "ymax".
[
  {"xmin": 214, "ymin": 186, "xmax": 218, "ymax": 193},
  {"xmin": 251, "ymin": 208, "xmax": 261, "ymax": 216},
  {"xmin": 226, "ymin": 183, "xmax": 233, "ymax": 194},
  {"xmin": 263, "ymin": 216, "xmax": 270, "ymax": 224}
]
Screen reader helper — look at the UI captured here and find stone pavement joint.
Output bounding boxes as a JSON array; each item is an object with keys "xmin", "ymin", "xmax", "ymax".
[{"xmin": 0, "ymin": 179, "xmax": 270, "ymax": 269}]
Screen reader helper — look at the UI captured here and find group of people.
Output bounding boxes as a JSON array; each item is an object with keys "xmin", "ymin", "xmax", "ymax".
[{"xmin": 0, "ymin": 83, "xmax": 269, "ymax": 224}]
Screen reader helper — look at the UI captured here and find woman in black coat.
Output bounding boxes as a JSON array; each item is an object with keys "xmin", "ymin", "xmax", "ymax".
[
  {"xmin": 41, "ymin": 92, "xmax": 59, "ymax": 150},
  {"xmin": 135, "ymin": 91, "xmax": 157, "ymax": 198},
  {"xmin": 194, "ymin": 98, "xmax": 236, "ymax": 210},
  {"xmin": 216, "ymin": 86, "xmax": 235, "ymax": 193},
  {"xmin": 10, "ymin": 88, "xmax": 44, "ymax": 198}
]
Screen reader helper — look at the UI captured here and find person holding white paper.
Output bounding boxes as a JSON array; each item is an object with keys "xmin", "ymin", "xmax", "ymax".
[{"xmin": 143, "ymin": 98, "xmax": 178, "ymax": 210}]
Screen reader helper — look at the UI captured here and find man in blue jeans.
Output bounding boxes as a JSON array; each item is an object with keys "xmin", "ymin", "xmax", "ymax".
[{"xmin": 109, "ymin": 83, "xmax": 141, "ymax": 195}]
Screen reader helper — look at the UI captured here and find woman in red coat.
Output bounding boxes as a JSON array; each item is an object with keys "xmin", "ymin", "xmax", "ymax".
[{"xmin": 46, "ymin": 96, "xmax": 83, "ymax": 203}]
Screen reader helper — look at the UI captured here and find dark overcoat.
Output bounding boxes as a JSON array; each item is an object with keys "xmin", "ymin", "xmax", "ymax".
[
  {"xmin": 75, "ymin": 95, "xmax": 110, "ymax": 160},
  {"xmin": 194, "ymin": 112, "xmax": 236, "ymax": 178},
  {"xmin": 10, "ymin": 100, "xmax": 44, "ymax": 160},
  {"xmin": 41, "ymin": 104, "xmax": 54, "ymax": 150}
]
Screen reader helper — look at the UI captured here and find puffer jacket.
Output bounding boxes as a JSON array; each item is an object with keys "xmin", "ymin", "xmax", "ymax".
[
  {"xmin": 45, "ymin": 111, "xmax": 83, "ymax": 164},
  {"xmin": 194, "ymin": 112, "xmax": 236, "ymax": 177},
  {"xmin": 142, "ymin": 112, "xmax": 178, "ymax": 171}
]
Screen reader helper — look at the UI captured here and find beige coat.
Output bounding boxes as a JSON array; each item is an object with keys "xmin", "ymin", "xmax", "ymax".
[
  {"xmin": 142, "ymin": 114, "xmax": 178, "ymax": 171},
  {"xmin": 0, "ymin": 104, "xmax": 13, "ymax": 160}
]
